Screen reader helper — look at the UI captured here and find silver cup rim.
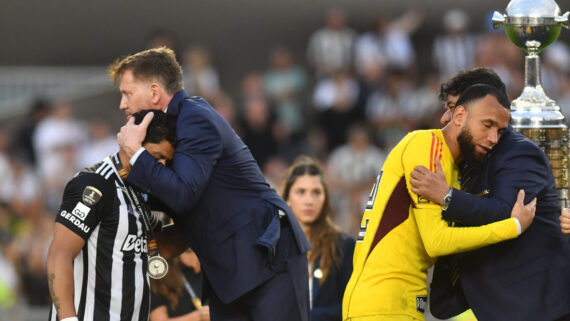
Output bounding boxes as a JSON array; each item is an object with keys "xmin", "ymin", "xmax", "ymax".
[{"xmin": 504, "ymin": 16, "xmax": 558, "ymax": 25}]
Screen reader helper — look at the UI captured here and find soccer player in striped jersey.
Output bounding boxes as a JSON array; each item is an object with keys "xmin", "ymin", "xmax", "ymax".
[
  {"xmin": 342, "ymin": 84, "xmax": 537, "ymax": 321},
  {"xmin": 46, "ymin": 110, "xmax": 177, "ymax": 321}
]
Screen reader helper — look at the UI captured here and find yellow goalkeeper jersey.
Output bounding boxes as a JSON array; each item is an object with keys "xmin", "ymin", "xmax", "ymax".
[{"xmin": 342, "ymin": 129, "xmax": 518, "ymax": 321}]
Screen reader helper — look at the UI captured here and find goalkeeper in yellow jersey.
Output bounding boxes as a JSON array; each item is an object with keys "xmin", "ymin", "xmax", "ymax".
[{"xmin": 342, "ymin": 84, "xmax": 537, "ymax": 321}]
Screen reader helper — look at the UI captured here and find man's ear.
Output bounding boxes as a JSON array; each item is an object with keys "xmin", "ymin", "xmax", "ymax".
[
  {"xmin": 150, "ymin": 83, "xmax": 161, "ymax": 104},
  {"xmin": 452, "ymin": 105, "xmax": 467, "ymax": 127}
]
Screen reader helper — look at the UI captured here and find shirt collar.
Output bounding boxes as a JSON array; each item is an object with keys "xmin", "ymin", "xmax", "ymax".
[{"xmin": 166, "ymin": 90, "xmax": 190, "ymax": 117}]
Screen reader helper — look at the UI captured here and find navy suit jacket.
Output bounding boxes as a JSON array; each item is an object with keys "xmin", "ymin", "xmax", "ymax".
[
  {"xmin": 127, "ymin": 91, "xmax": 311, "ymax": 304},
  {"xmin": 311, "ymin": 233, "xmax": 355, "ymax": 321},
  {"xmin": 431, "ymin": 128, "xmax": 570, "ymax": 321}
]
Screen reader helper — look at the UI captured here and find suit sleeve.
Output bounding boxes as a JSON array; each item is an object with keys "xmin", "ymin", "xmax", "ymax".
[
  {"xmin": 55, "ymin": 173, "xmax": 111, "ymax": 240},
  {"xmin": 127, "ymin": 108, "xmax": 223, "ymax": 215},
  {"xmin": 444, "ymin": 140, "xmax": 548, "ymax": 226},
  {"xmin": 402, "ymin": 134, "xmax": 519, "ymax": 258}
]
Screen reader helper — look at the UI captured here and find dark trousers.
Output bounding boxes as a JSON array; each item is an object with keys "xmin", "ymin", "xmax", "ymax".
[{"xmin": 209, "ymin": 223, "xmax": 310, "ymax": 321}]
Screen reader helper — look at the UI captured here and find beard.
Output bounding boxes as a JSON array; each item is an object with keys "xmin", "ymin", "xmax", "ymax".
[{"xmin": 457, "ymin": 126, "xmax": 489, "ymax": 167}]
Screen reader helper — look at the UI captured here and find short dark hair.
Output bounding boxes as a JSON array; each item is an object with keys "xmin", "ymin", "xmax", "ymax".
[
  {"xmin": 108, "ymin": 47, "xmax": 183, "ymax": 95},
  {"xmin": 439, "ymin": 67, "xmax": 507, "ymax": 102},
  {"xmin": 131, "ymin": 110, "xmax": 177, "ymax": 147},
  {"xmin": 455, "ymin": 84, "xmax": 511, "ymax": 110}
]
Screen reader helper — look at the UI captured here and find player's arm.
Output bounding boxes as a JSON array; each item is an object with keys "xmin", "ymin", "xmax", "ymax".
[
  {"xmin": 411, "ymin": 144, "xmax": 545, "ymax": 226},
  {"xmin": 403, "ymin": 136, "xmax": 534, "ymax": 257},
  {"xmin": 410, "ymin": 157, "xmax": 510, "ymax": 225},
  {"xmin": 449, "ymin": 142, "xmax": 548, "ymax": 222},
  {"xmin": 46, "ymin": 173, "xmax": 109, "ymax": 319},
  {"xmin": 414, "ymin": 190, "xmax": 535, "ymax": 257},
  {"xmin": 46, "ymin": 223, "xmax": 85, "ymax": 319}
]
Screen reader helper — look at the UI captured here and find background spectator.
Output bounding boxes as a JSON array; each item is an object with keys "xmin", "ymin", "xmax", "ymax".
[
  {"xmin": 307, "ymin": 8, "xmax": 357, "ymax": 78},
  {"xmin": 264, "ymin": 46, "xmax": 308, "ymax": 140},
  {"xmin": 326, "ymin": 125, "xmax": 385, "ymax": 235},
  {"xmin": 182, "ymin": 46, "xmax": 221, "ymax": 100},
  {"xmin": 432, "ymin": 9, "xmax": 478, "ymax": 81}
]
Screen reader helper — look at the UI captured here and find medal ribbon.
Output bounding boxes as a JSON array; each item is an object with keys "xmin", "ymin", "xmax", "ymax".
[{"xmin": 111, "ymin": 153, "xmax": 159, "ymax": 254}]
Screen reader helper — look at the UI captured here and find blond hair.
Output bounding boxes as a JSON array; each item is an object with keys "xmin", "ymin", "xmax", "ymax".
[{"xmin": 108, "ymin": 47, "xmax": 183, "ymax": 94}]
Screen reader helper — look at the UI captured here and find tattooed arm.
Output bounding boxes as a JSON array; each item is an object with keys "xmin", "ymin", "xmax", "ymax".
[{"xmin": 46, "ymin": 223, "xmax": 85, "ymax": 319}]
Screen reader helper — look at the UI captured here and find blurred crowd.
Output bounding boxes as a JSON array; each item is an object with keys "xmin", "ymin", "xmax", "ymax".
[{"xmin": 1, "ymin": 6, "xmax": 570, "ymax": 320}]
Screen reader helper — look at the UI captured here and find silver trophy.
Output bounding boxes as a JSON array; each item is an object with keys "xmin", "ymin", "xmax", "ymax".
[{"xmin": 492, "ymin": 0, "xmax": 569, "ymax": 206}]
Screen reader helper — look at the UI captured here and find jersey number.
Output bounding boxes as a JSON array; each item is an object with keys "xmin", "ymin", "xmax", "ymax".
[
  {"xmin": 358, "ymin": 170, "xmax": 383, "ymax": 242},
  {"xmin": 365, "ymin": 170, "xmax": 382, "ymax": 210},
  {"xmin": 357, "ymin": 217, "xmax": 370, "ymax": 242}
]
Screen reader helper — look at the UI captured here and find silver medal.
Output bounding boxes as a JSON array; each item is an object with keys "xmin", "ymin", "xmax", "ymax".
[{"xmin": 148, "ymin": 256, "xmax": 169, "ymax": 279}]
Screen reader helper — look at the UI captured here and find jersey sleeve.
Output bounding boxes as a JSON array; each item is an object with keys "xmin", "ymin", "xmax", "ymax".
[
  {"xmin": 401, "ymin": 133, "xmax": 518, "ymax": 258},
  {"xmin": 55, "ymin": 172, "xmax": 112, "ymax": 240}
]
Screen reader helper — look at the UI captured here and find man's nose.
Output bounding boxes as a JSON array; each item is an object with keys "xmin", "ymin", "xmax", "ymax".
[
  {"xmin": 119, "ymin": 97, "xmax": 127, "ymax": 110},
  {"xmin": 440, "ymin": 110, "xmax": 451, "ymax": 126},
  {"xmin": 488, "ymin": 130, "xmax": 499, "ymax": 145}
]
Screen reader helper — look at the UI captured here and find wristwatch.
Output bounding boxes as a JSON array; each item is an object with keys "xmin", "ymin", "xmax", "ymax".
[{"xmin": 442, "ymin": 187, "xmax": 453, "ymax": 211}]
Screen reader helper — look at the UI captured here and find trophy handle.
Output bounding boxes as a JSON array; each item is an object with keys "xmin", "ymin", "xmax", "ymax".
[
  {"xmin": 492, "ymin": 11, "xmax": 506, "ymax": 29},
  {"xmin": 556, "ymin": 12, "xmax": 569, "ymax": 29}
]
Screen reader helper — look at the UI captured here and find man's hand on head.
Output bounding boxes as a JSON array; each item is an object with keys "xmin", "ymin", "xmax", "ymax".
[
  {"xmin": 117, "ymin": 112, "xmax": 154, "ymax": 158},
  {"xmin": 410, "ymin": 157, "xmax": 449, "ymax": 205}
]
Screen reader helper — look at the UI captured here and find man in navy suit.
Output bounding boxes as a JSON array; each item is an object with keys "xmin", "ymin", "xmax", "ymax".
[
  {"xmin": 410, "ymin": 70, "xmax": 570, "ymax": 321},
  {"xmin": 110, "ymin": 47, "xmax": 311, "ymax": 321}
]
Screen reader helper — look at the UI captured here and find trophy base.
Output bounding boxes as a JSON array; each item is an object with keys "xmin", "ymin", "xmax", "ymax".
[{"xmin": 515, "ymin": 126, "xmax": 569, "ymax": 207}]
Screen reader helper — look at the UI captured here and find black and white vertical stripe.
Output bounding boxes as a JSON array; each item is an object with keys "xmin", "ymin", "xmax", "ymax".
[{"xmin": 49, "ymin": 157, "xmax": 151, "ymax": 321}]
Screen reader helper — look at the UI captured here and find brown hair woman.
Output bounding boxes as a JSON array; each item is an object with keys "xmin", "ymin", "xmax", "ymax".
[{"xmin": 282, "ymin": 156, "xmax": 355, "ymax": 321}]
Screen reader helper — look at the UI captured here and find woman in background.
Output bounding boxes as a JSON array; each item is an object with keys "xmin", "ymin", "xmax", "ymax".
[{"xmin": 282, "ymin": 156, "xmax": 355, "ymax": 321}]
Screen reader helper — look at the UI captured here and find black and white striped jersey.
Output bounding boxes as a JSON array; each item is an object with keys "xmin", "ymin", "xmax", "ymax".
[{"xmin": 49, "ymin": 154, "xmax": 159, "ymax": 321}]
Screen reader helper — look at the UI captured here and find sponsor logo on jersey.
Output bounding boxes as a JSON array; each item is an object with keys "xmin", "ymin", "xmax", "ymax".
[
  {"xmin": 416, "ymin": 295, "xmax": 427, "ymax": 313},
  {"xmin": 71, "ymin": 202, "xmax": 91, "ymax": 220},
  {"xmin": 82, "ymin": 186, "xmax": 102, "ymax": 206},
  {"xmin": 121, "ymin": 234, "xmax": 148, "ymax": 253},
  {"xmin": 60, "ymin": 210, "xmax": 91, "ymax": 233}
]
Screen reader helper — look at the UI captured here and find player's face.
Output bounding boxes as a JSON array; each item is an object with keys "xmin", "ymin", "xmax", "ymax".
[
  {"xmin": 287, "ymin": 174, "xmax": 325, "ymax": 227},
  {"xmin": 440, "ymin": 94, "xmax": 460, "ymax": 126},
  {"xmin": 118, "ymin": 69, "xmax": 154, "ymax": 117},
  {"xmin": 144, "ymin": 140, "xmax": 175, "ymax": 166},
  {"xmin": 458, "ymin": 95, "xmax": 510, "ymax": 165}
]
